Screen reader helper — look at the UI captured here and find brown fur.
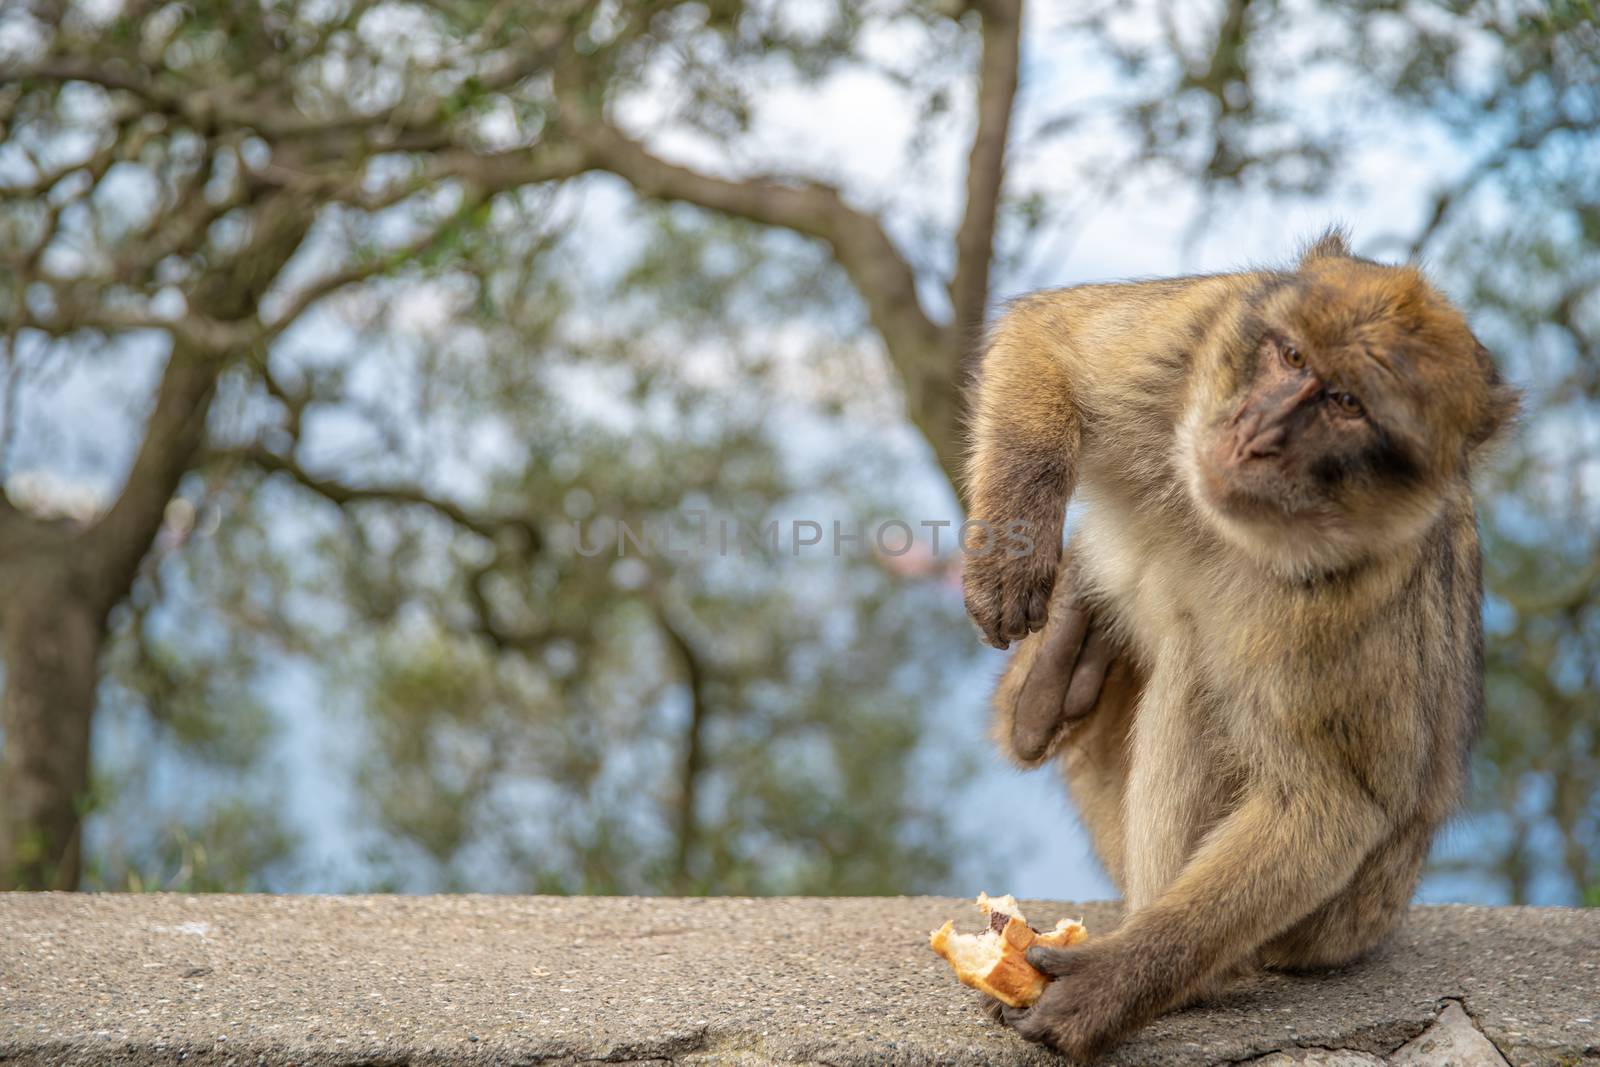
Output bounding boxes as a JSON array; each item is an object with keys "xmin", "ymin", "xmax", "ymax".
[{"xmin": 964, "ymin": 232, "xmax": 1514, "ymax": 1060}]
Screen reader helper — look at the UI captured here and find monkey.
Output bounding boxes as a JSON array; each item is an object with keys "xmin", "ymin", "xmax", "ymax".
[{"xmin": 960, "ymin": 231, "xmax": 1517, "ymax": 1061}]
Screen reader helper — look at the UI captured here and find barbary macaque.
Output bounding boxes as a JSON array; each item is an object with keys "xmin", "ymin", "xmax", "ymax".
[{"xmin": 962, "ymin": 232, "xmax": 1516, "ymax": 1060}]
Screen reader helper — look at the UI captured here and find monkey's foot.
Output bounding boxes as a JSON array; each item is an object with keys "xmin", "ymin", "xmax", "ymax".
[
  {"xmin": 996, "ymin": 942, "xmax": 1131, "ymax": 1062},
  {"xmin": 974, "ymin": 989, "xmax": 1007, "ymax": 1024},
  {"xmin": 1008, "ymin": 595, "xmax": 1117, "ymax": 762}
]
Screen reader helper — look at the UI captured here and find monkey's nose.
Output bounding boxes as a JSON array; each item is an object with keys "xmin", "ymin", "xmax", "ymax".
[
  {"xmin": 1233, "ymin": 376, "xmax": 1321, "ymax": 461},
  {"xmin": 1235, "ymin": 424, "xmax": 1287, "ymax": 461}
]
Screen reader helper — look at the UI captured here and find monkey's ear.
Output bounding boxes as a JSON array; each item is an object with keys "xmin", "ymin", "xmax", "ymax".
[
  {"xmin": 1470, "ymin": 346, "xmax": 1521, "ymax": 450},
  {"xmin": 1299, "ymin": 227, "xmax": 1352, "ymax": 267}
]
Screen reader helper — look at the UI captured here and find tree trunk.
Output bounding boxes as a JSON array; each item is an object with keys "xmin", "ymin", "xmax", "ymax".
[
  {"xmin": 0, "ymin": 199, "xmax": 312, "ymax": 890},
  {"xmin": 0, "ymin": 559, "xmax": 103, "ymax": 890}
]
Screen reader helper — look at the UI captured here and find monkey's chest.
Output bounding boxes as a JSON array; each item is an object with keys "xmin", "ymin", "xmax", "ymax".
[
  {"xmin": 1072, "ymin": 499, "xmax": 1222, "ymax": 660},
  {"xmin": 1073, "ymin": 499, "xmax": 1311, "ymax": 703}
]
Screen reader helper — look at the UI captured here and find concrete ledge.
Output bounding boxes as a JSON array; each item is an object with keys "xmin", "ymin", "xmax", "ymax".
[{"xmin": 1, "ymin": 895, "xmax": 1595, "ymax": 1066}]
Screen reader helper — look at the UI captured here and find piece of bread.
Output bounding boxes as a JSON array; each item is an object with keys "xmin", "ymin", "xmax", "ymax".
[{"xmin": 929, "ymin": 892, "xmax": 1088, "ymax": 1008}]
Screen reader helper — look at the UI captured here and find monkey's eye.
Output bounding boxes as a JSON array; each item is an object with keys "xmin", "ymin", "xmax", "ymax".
[
  {"xmin": 1281, "ymin": 343, "xmax": 1305, "ymax": 369},
  {"xmin": 1329, "ymin": 391, "xmax": 1365, "ymax": 419}
]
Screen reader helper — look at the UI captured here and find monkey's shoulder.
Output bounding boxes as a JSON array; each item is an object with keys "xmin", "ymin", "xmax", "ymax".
[{"xmin": 1004, "ymin": 270, "xmax": 1274, "ymax": 357}]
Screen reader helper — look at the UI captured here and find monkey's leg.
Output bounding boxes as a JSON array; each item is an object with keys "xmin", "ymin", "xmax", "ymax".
[
  {"xmin": 973, "ymin": 658, "xmax": 1140, "ymax": 1027},
  {"xmin": 990, "ymin": 550, "xmax": 1122, "ymax": 766},
  {"xmin": 1263, "ymin": 822, "xmax": 1430, "ymax": 971},
  {"xmin": 1008, "ymin": 775, "xmax": 1386, "ymax": 1061},
  {"xmin": 1121, "ymin": 649, "xmax": 1233, "ymax": 911},
  {"xmin": 1054, "ymin": 652, "xmax": 1141, "ymax": 893},
  {"xmin": 988, "ymin": 550, "xmax": 1142, "ymax": 891}
]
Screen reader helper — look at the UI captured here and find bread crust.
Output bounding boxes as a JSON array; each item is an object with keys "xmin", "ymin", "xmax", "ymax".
[{"xmin": 929, "ymin": 896, "xmax": 1087, "ymax": 1008}]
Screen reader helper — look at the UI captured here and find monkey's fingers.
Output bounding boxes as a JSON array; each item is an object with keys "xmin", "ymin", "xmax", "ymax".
[
  {"xmin": 1011, "ymin": 601, "xmax": 1092, "ymax": 760},
  {"xmin": 964, "ymin": 587, "xmax": 1011, "ymax": 650},
  {"xmin": 1024, "ymin": 944, "xmax": 1088, "ymax": 977},
  {"xmin": 1000, "ymin": 580, "xmax": 1032, "ymax": 646},
  {"xmin": 1000, "ymin": 555, "xmax": 1059, "ymax": 645},
  {"xmin": 964, "ymin": 547, "xmax": 1057, "ymax": 649},
  {"xmin": 974, "ymin": 990, "xmax": 1007, "ymax": 1024},
  {"xmin": 1025, "ymin": 577, "xmax": 1052, "ymax": 634},
  {"xmin": 1001, "ymin": 1000, "xmax": 1067, "ymax": 1050}
]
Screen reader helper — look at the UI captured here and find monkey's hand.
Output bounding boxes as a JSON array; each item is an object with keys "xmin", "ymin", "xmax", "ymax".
[
  {"xmin": 961, "ymin": 533, "xmax": 1059, "ymax": 650},
  {"xmin": 992, "ymin": 943, "xmax": 1132, "ymax": 1062}
]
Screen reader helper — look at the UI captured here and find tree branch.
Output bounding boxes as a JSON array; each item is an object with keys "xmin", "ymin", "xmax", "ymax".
[
  {"xmin": 572, "ymin": 116, "xmax": 942, "ymax": 342},
  {"xmin": 462, "ymin": 559, "xmax": 548, "ymax": 655},
  {"xmin": 257, "ymin": 144, "xmax": 586, "ymax": 332},
  {"xmin": 213, "ymin": 439, "xmax": 569, "ymax": 658},
  {"xmin": 553, "ymin": 81, "xmax": 965, "ymax": 483},
  {"xmin": 1399, "ymin": 116, "xmax": 1586, "ymax": 258},
  {"xmin": 18, "ymin": 26, "xmax": 562, "ymax": 148},
  {"xmin": 255, "ymin": 139, "xmax": 588, "ymax": 218},
  {"xmin": 258, "ymin": 207, "xmax": 488, "ymax": 338},
  {"xmin": 229, "ymin": 444, "xmax": 540, "ymax": 549},
  {"xmin": 13, "ymin": 59, "xmax": 179, "ymax": 112},
  {"xmin": 651, "ymin": 591, "xmax": 710, "ymax": 894},
  {"xmin": 950, "ymin": 0, "xmax": 1021, "ymax": 345},
  {"xmin": 15, "ymin": 301, "xmax": 255, "ymax": 350},
  {"xmin": 83, "ymin": 199, "xmax": 316, "ymax": 607}
]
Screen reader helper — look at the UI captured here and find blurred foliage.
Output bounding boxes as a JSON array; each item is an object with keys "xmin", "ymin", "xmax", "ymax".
[
  {"xmin": 87, "ymin": 184, "xmax": 979, "ymax": 893},
  {"xmin": 85, "ymin": 801, "xmax": 297, "ymax": 893},
  {"xmin": 0, "ymin": 0, "xmax": 1595, "ymax": 901}
]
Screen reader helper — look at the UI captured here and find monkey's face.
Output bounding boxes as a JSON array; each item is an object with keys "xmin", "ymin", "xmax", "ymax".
[{"xmin": 1189, "ymin": 261, "xmax": 1515, "ymax": 575}]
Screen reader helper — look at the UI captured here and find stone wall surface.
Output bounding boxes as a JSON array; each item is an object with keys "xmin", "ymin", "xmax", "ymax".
[{"xmin": 0, "ymin": 895, "xmax": 1595, "ymax": 1067}]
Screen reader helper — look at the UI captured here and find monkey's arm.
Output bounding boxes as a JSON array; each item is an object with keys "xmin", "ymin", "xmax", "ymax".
[
  {"xmin": 962, "ymin": 276, "xmax": 1250, "ymax": 647},
  {"xmin": 1007, "ymin": 772, "xmax": 1387, "ymax": 1059},
  {"xmin": 962, "ymin": 297, "xmax": 1083, "ymax": 648}
]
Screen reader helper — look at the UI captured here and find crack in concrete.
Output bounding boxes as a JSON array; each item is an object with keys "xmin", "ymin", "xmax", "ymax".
[
  {"xmin": 1218, "ymin": 1047, "xmax": 1382, "ymax": 1066},
  {"xmin": 1217, "ymin": 1043, "xmax": 1388, "ymax": 1066},
  {"xmin": 1213, "ymin": 998, "xmax": 1499, "ymax": 1067},
  {"xmin": 1450, "ymin": 995, "xmax": 1517, "ymax": 1066}
]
